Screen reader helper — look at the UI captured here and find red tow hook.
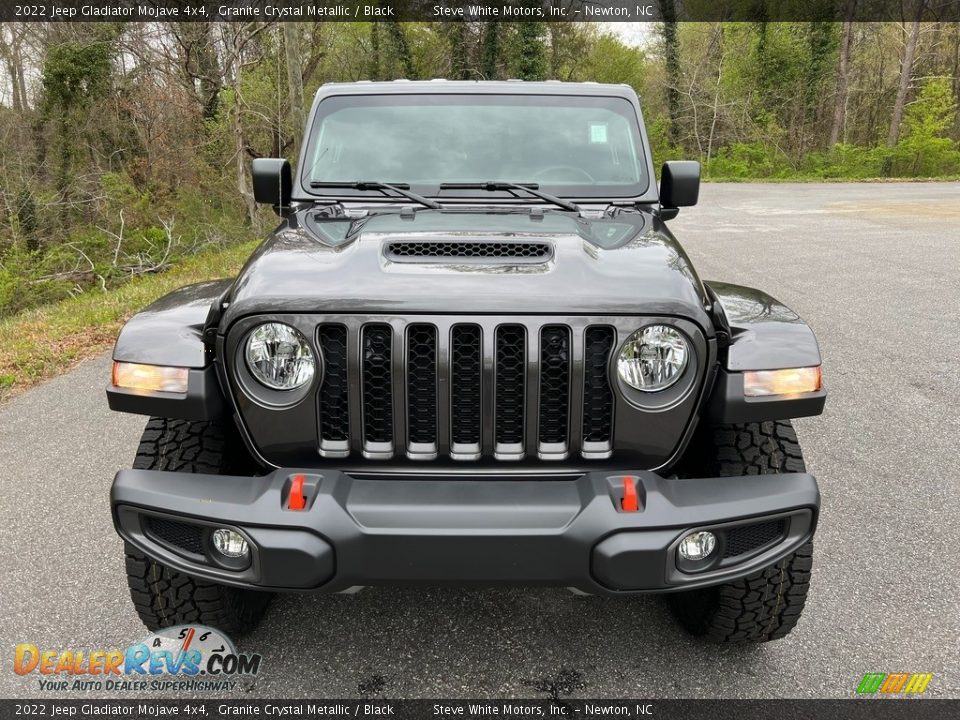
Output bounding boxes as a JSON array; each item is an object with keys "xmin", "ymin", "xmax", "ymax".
[
  {"xmin": 288, "ymin": 474, "xmax": 307, "ymax": 510},
  {"xmin": 621, "ymin": 476, "xmax": 639, "ymax": 512}
]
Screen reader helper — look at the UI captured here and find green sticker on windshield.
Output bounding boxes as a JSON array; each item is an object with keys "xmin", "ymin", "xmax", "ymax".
[{"xmin": 590, "ymin": 123, "xmax": 608, "ymax": 144}]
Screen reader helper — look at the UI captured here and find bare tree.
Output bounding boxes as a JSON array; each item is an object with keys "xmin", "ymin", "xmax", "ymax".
[
  {"xmin": 0, "ymin": 24, "xmax": 30, "ymax": 111},
  {"xmin": 282, "ymin": 23, "xmax": 305, "ymax": 159},
  {"xmin": 658, "ymin": 0, "xmax": 681, "ymax": 146},
  {"xmin": 887, "ymin": 3, "xmax": 926, "ymax": 146},
  {"xmin": 218, "ymin": 21, "xmax": 272, "ymax": 229},
  {"xmin": 829, "ymin": 8, "xmax": 857, "ymax": 147}
]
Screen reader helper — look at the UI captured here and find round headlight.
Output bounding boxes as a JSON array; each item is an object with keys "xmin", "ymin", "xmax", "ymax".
[
  {"xmin": 618, "ymin": 325, "xmax": 689, "ymax": 392},
  {"xmin": 245, "ymin": 323, "xmax": 315, "ymax": 390}
]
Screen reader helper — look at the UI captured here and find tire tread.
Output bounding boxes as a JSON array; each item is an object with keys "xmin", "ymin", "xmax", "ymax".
[
  {"xmin": 670, "ymin": 420, "xmax": 814, "ymax": 643},
  {"xmin": 124, "ymin": 417, "xmax": 269, "ymax": 636}
]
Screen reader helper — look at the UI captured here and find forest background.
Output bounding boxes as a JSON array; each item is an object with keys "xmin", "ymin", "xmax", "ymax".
[{"xmin": 0, "ymin": 19, "xmax": 957, "ymax": 392}]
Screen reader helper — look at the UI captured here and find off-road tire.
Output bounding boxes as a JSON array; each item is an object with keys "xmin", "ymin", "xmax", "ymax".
[
  {"xmin": 669, "ymin": 420, "xmax": 814, "ymax": 643},
  {"xmin": 123, "ymin": 417, "xmax": 271, "ymax": 636}
]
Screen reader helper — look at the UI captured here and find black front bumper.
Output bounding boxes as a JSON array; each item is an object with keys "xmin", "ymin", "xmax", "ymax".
[{"xmin": 111, "ymin": 468, "xmax": 818, "ymax": 596}]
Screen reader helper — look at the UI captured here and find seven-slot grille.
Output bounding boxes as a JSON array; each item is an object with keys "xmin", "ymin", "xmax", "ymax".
[{"xmin": 315, "ymin": 319, "xmax": 617, "ymax": 461}]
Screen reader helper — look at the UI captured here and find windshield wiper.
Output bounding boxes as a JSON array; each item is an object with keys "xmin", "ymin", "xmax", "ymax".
[
  {"xmin": 310, "ymin": 181, "xmax": 443, "ymax": 210},
  {"xmin": 439, "ymin": 181, "xmax": 581, "ymax": 213}
]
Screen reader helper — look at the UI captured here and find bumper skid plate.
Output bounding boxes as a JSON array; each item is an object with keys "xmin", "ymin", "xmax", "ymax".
[{"xmin": 111, "ymin": 469, "xmax": 818, "ymax": 596}]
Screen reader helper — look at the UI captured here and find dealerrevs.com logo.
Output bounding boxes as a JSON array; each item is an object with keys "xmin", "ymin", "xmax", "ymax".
[
  {"xmin": 14, "ymin": 625, "xmax": 261, "ymax": 692},
  {"xmin": 856, "ymin": 673, "xmax": 933, "ymax": 695}
]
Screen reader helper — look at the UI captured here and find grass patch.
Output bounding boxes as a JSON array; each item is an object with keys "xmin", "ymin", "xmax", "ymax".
[{"xmin": 0, "ymin": 241, "xmax": 257, "ymax": 404}]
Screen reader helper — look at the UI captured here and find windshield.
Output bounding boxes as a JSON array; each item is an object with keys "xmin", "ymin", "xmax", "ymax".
[{"xmin": 301, "ymin": 93, "xmax": 649, "ymax": 199}]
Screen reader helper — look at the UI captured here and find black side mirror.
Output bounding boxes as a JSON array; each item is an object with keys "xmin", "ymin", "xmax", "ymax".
[
  {"xmin": 659, "ymin": 161, "xmax": 700, "ymax": 219},
  {"xmin": 252, "ymin": 158, "xmax": 292, "ymax": 210}
]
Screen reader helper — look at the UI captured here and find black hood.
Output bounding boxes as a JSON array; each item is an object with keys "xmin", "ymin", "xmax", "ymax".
[{"xmin": 222, "ymin": 208, "xmax": 711, "ymax": 331}]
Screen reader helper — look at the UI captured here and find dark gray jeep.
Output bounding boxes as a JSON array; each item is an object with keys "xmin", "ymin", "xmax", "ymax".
[{"xmin": 108, "ymin": 81, "xmax": 825, "ymax": 643}]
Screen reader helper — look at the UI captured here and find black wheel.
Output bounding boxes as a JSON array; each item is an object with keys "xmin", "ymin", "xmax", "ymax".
[
  {"xmin": 669, "ymin": 420, "xmax": 814, "ymax": 643},
  {"xmin": 123, "ymin": 417, "xmax": 272, "ymax": 636}
]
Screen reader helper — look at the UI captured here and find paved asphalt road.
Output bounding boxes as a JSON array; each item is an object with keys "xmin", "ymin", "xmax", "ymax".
[{"xmin": 1, "ymin": 183, "xmax": 959, "ymax": 700}]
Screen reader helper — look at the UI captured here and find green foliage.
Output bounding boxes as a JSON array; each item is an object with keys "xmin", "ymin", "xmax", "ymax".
[
  {"xmin": 582, "ymin": 35, "xmax": 647, "ymax": 88},
  {"xmin": 3, "ymin": 20, "xmax": 960, "ymax": 324},
  {"xmin": 701, "ymin": 136, "xmax": 960, "ymax": 181},
  {"xmin": 513, "ymin": 21, "xmax": 547, "ymax": 80},
  {"xmin": 387, "ymin": 21, "xmax": 417, "ymax": 78},
  {"xmin": 14, "ymin": 188, "xmax": 38, "ymax": 251},
  {"xmin": 799, "ymin": 145, "xmax": 895, "ymax": 179},
  {"xmin": 0, "ymin": 168, "xmax": 249, "ymax": 318},
  {"xmin": 39, "ymin": 35, "xmax": 118, "ymax": 194},
  {"xmin": 647, "ymin": 116, "xmax": 686, "ymax": 177},
  {"xmin": 892, "ymin": 78, "xmax": 960, "ymax": 176},
  {"xmin": 40, "ymin": 40, "xmax": 114, "ymax": 116},
  {"xmin": 482, "ymin": 24, "xmax": 501, "ymax": 79},
  {"xmin": 703, "ymin": 142, "xmax": 787, "ymax": 179}
]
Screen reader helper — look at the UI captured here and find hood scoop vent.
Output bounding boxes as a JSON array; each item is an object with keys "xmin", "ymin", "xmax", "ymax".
[{"xmin": 385, "ymin": 240, "xmax": 552, "ymax": 264}]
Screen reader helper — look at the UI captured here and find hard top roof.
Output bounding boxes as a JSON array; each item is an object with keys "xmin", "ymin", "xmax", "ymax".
[{"xmin": 314, "ymin": 79, "xmax": 640, "ymax": 100}]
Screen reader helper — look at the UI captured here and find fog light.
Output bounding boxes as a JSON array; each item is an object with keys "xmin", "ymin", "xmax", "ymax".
[
  {"xmin": 678, "ymin": 531, "xmax": 716, "ymax": 561},
  {"xmin": 212, "ymin": 529, "xmax": 249, "ymax": 558}
]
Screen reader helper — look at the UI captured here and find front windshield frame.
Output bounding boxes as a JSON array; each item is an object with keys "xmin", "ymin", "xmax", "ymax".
[{"xmin": 297, "ymin": 92, "xmax": 652, "ymax": 202}]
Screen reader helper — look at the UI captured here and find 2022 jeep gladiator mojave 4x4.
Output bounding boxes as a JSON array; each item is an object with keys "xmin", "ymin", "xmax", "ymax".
[{"xmin": 107, "ymin": 81, "xmax": 825, "ymax": 644}]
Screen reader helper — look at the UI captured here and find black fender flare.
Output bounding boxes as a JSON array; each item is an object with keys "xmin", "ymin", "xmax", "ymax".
[
  {"xmin": 704, "ymin": 281, "xmax": 826, "ymax": 424},
  {"xmin": 106, "ymin": 280, "xmax": 233, "ymax": 420}
]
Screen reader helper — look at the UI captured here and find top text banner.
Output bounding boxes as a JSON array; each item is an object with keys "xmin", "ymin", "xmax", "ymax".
[{"xmin": 4, "ymin": 0, "xmax": 959, "ymax": 23}]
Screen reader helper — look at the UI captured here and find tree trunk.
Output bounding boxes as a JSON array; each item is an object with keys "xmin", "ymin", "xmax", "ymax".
[
  {"xmin": 952, "ymin": 21, "xmax": 960, "ymax": 102},
  {"xmin": 887, "ymin": 10, "xmax": 923, "ymax": 147},
  {"xmin": 387, "ymin": 21, "xmax": 416, "ymax": 79},
  {"xmin": 174, "ymin": 22, "xmax": 223, "ymax": 121},
  {"xmin": 829, "ymin": 14, "xmax": 855, "ymax": 147},
  {"xmin": 481, "ymin": 23, "xmax": 500, "ymax": 79},
  {"xmin": 283, "ymin": 23, "xmax": 305, "ymax": 159},
  {"xmin": 802, "ymin": 21, "xmax": 835, "ymax": 156},
  {"xmin": 370, "ymin": 23, "xmax": 381, "ymax": 81},
  {"xmin": 232, "ymin": 91, "xmax": 257, "ymax": 230},
  {"xmin": 449, "ymin": 22, "xmax": 469, "ymax": 80},
  {"xmin": 4, "ymin": 58, "xmax": 22, "ymax": 110},
  {"xmin": 15, "ymin": 42, "xmax": 28, "ymax": 111},
  {"xmin": 706, "ymin": 26, "xmax": 725, "ymax": 166},
  {"xmin": 658, "ymin": 0, "xmax": 681, "ymax": 146},
  {"xmin": 224, "ymin": 34, "xmax": 258, "ymax": 230},
  {"xmin": 0, "ymin": 26, "xmax": 27, "ymax": 111}
]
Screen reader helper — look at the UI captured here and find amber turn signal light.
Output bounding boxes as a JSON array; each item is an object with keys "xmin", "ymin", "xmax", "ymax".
[
  {"xmin": 743, "ymin": 366, "xmax": 822, "ymax": 398},
  {"xmin": 112, "ymin": 361, "xmax": 189, "ymax": 394}
]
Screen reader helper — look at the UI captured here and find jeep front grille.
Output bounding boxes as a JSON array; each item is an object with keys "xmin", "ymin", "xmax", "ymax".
[
  {"xmin": 494, "ymin": 325, "xmax": 527, "ymax": 457},
  {"xmin": 450, "ymin": 325, "xmax": 482, "ymax": 458},
  {"xmin": 582, "ymin": 327, "xmax": 615, "ymax": 448},
  {"xmin": 361, "ymin": 324, "xmax": 394, "ymax": 457},
  {"xmin": 318, "ymin": 325, "xmax": 350, "ymax": 456},
  {"xmin": 315, "ymin": 317, "xmax": 618, "ymax": 462},
  {"xmin": 537, "ymin": 326, "xmax": 571, "ymax": 455},
  {"xmin": 406, "ymin": 324, "xmax": 438, "ymax": 457}
]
